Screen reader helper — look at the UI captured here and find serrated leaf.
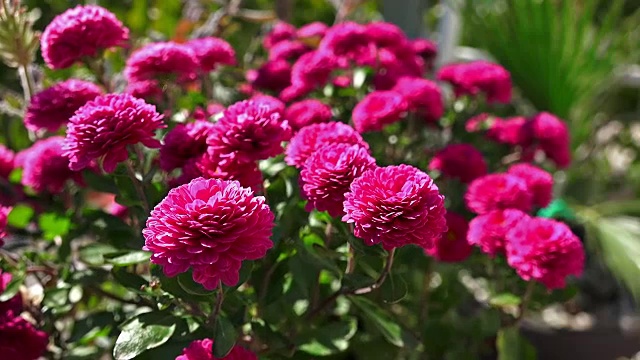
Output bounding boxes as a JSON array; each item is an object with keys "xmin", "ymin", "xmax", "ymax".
[
  {"xmin": 105, "ymin": 251, "xmax": 151, "ymax": 266},
  {"xmin": 113, "ymin": 312, "xmax": 177, "ymax": 360},
  {"xmin": 213, "ymin": 315, "xmax": 237, "ymax": 358},
  {"xmin": 350, "ymin": 296, "xmax": 404, "ymax": 347}
]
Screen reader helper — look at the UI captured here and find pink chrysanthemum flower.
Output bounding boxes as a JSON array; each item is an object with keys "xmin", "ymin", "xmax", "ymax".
[
  {"xmin": 437, "ymin": 61, "xmax": 512, "ymax": 104},
  {"xmin": 249, "ymin": 94, "xmax": 286, "ymax": 113},
  {"xmin": 392, "ymin": 77, "xmax": 443, "ymax": 122},
  {"xmin": 301, "ymin": 144, "xmax": 376, "ymax": 217},
  {"xmin": 264, "ymin": 22, "xmax": 296, "ymax": 49},
  {"xmin": 429, "ymin": 143, "xmax": 488, "ymax": 184},
  {"xmin": 352, "ymin": 91, "xmax": 408, "ymax": 133},
  {"xmin": 268, "ymin": 40, "xmax": 311, "ymax": 62},
  {"xmin": 467, "ymin": 209, "xmax": 529, "ymax": 256},
  {"xmin": 41, "ymin": 5, "xmax": 129, "ymax": 69},
  {"xmin": 508, "ymin": 163, "xmax": 553, "ymax": 208},
  {"xmin": 206, "ymin": 100, "xmax": 291, "ymax": 166},
  {"xmin": 318, "ymin": 22, "xmax": 376, "ymax": 67},
  {"xmin": 0, "ymin": 207, "xmax": 11, "ymax": 245},
  {"xmin": 486, "ymin": 116, "xmax": 533, "ymax": 146},
  {"xmin": 0, "ymin": 145, "xmax": 15, "ymax": 179},
  {"xmin": 176, "ymin": 338, "xmax": 258, "ymax": 360},
  {"xmin": 21, "ymin": 137, "xmax": 82, "ymax": 194},
  {"xmin": 412, "ymin": 38, "xmax": 438, "ymax": 68},
  {"xmin": 285, "ymin": 99, "xmax": 332, "ymax": 131},
  {"xmin": 372, "ymin": 47, "xmax": 424, "ymax": 90},
  {"xmin": 280, "ymin": 51, "xmax": 337, "ymax": 101},
  {"xmin": 366, "ymin": 22, "xmax": 407, "ymax": 48},
  {"xmin": 506, "ymin": 217, "xmax": 584, "ymax": 289},
  {"xmin": 25, "ymin": 79, "xmax": 103, "ymax": 132},
  {"xmin": 285, "ymin": 122, "xmax": 369, "ymax": 168},
  {"xmin": 196, "ymin": 155, "xmax": 264, "ymax": 192},
  {"xmin": 297, "ymin": 22, "xmax": 328, "ymax": 42},
  {"xmin": 143, "ymin": 178, "xmax": 274, "ymax": 289},
  {"xmin": 125, "ymin": 79, "xmax": 163, "ymax": 102},
  {"xmin": 465, "ymin": 173, "xmax": 532, "ymax": 215},
  {"xmin": 125, "ymin": 42, "xmax": 199, "ymax": 83},
  {"xmin": 426, "ymin": 212, "xmax": 472, "ymax": 263},
  {"xmin": 343, "ymin": 164, "xmax": 447, "ymax": 250},
  {"xmin": 64, "ymin": 93, "xmax": 165, "ymax": 173},
  {"xmin": 247, "ymin": 60, "xmax": 292, "ymax": 93},
  {"xmin": 160, "ymin": 121, "xmax": 216, "ymax": 172},
  {"xmin": 531, "ymin": 112, "xmax": 571, "ymax": 168},
  {"xmin": 0, "ymin": 315, "xmax": 49, "ymax": 360},
  {"xmin": 185, "ymin": 37, "xmax": 236, "ymax": 72}
]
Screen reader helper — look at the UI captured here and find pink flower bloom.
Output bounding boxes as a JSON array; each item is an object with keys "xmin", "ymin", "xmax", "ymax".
[
  {"xmin": 0, "ymin": 271, "xmax": 22, "ymax": 316},
  {"xmin": 301, "ymin": 144, "xmax": 376, "ymax": 217},
  {"xmin": 508, "ymin": 163, "xmax": 553, "ymax": 208},
  {"xmin": 286, "ymin": 51, "xmax": 337, "ymax": 95},
  {"xmin": 264, "ymin": 22, "xmax": 296, "ymax": 49},
  {"xmin": 64, "ymin": 93, "xmax": 165, "ymax": 173},
  {"xmin": 0, "ymin": 315, "xmax": 49, "ymax": 360},
  {"xmin": 249, "ymin": 94, "xmax": 286, "ymax": 114},
  {"xmin": 176, "ymin": 338, "xmax": 258, "ymax": 360},
  {"xmin": 125, "ymin": 42, "xmax": 199, "ymax": 83},
  {"xmin": 506, "ymin": 217, "xmax": 584, "ymax": 289},
  {"xmin": 465, "ymin": 174, "xmax": 533, "ymax": 215},
  {"xmin": 429, "ymin": 143, "xmax": 487, "ymax": 183},
  {"xmin": 25, "ymin": 79, "xmax": 102, "ymax": 132},
  {"xmin": 185, "ymin": 37, "xmax": 236, "ymax": 72},
  {"xmin": 486, "ymin": 116, "xmax": 533, "ymax": 146},
  {"xmin": 352, "ymin": 91, "xmax": 408, "ymax": 133},
  {"xmin": 0, "ymin": 207, "xmax": 11, "ymax": 246},
  {"xmin": 412, "ymin": 38, "xmax": 438, "ymax": 68},
  {"xmin": 247, "ymin": 60, "xmax": 292, "ymax": 93},
  {"xmin": 21, "ymin": 137, "xmax": 82, "ymax": 194},
  {"xmin": 268, "ymin": 40, "xmax": 311, "ymax": 62},
  {"xmin": 143, "ymin": 178, "xmax": 274, "ymax": 289},
  {"xmin": 285, "ymin": 99, "xmax": 332, "ymax": 131},
  {"xmin": 467, "ymin": 209, "xmax": 529, "ymax": 255},
  {"xmin": 373, "ymin": 48, "xmax": 424, "ymax": 90},
  {"xmin": 160, "ymin": 121, "xmax": 216, "ymax": 172},
  {"xmin": 319, "ymin": 22, "xmax": 376, "ymax": 67},
  {"xmin": 392, "ymin": 77, "xmax": 443, "ymax": 122},
  {"xmin": 426, "ymin": 212, "xmax": 472, "ymax": 262},
  {"xmin": 297, "ymin": 22, "xmax": 328, "ymax": 41},
  {"xmin": 465, "ymin": 113, "xmax": 493, "ymax": 132},
  {"xmin": 41, "ymin": 5, "xmax": 129, "ymax": 69},
  {"xmin": 437, "ymin": 61, "xmax": 512, "ymax": 104},
  {"xmin": 125, "ymin": 79, "xmax": 163, "ymax": 102},
  {"xmin": 206, "ymin": 100, "xmax": 290, "ymax": 166},
  {"xmin": 0, "ymin": 145, "xmax": 15, "ymax": 179},
  {"xmin": 367, "ymin": 22, "xmax": 407, "ymax": 48},
  {"xmin": 531, "ymin": 112, "xmax": 571, "ymax": 168},
  {"xmin": 196, "ymin": 155, "xmax": 264, "ymax": 192},
  {"xmin": 285, "ymin": 122, "xmax": 369, "ymax": 168},
  {"xmin": 343, "ymin": 164, "xmax": 447, "ymax": 250}
]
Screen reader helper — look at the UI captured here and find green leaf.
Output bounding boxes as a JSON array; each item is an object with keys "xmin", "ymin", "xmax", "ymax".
[
  {"xmin": 177, "ymin": 272, "xmax": 216, "ymax": 296},
  {"xmin": 496, "ymin": 327, "xmax": 536, "ymax": 360},
  {"xmin": 112, "ymin": 267, "xmax": 148, "ymax": 293},
  {"xmin": 380, "ymin": 273, "xmax": 408, "ymax": 304},
  {"xmin": 489, "ymin": 293, "xmax": 522, "ymax": 308},
  {"xmin": 113, "ymin": 312, "xmax": 177, "ymax": 360},
  {"xmin": 350, "ymin": 297, "xmax": 404, "ymax": 347},
  {"xmin": 7, "ymin": 204, "xmax": 34, "ymax": 229},
  {"xmin": 297, "ymin": 317, "xmax": 358, "ymax": 356},
  {"xmin": 0, "ymin": 271, "xmax": 24, "ymax": 302},
  {"xmin": 79, "ymin": 244, "xmax": 119, "ymax": 266},
  {"xmin": 38, "ymin": 213, "xmax": 72, "ymax": 240},
  {"xmin": 105, "ymin": 251, "xmax": 151, "ymax": 266},
  {"xmin": 213, "ymin": 315, "xmax": 237, "ymax": 358}
]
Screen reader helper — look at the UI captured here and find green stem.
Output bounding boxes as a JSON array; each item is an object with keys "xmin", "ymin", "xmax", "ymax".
[{"xmin": 211, "ymin": 282, "xmax": 225, "ymax": 327}]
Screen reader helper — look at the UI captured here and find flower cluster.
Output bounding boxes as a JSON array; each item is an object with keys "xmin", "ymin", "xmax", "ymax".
[{"xmin": 437, "ymin": 61, "xmax": 512, "ymax": 104}]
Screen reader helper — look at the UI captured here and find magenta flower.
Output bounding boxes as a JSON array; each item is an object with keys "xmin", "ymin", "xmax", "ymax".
[
  {"xmin": 392, "ymin": 77, "xmax": 443, "ymax": 122},
  {"xmin": 160, "ymin": 121, "xmax": 216, "ymax": 172},
  {"xmin": 143, "ymin": 178, "xmax": 274, "ymax": 289},
  {"xmin": 531, "ymin": 112, "xmax": 571, "ymax": 168},
  {"xmin": 429, "ymin": 143, "xmax": 487, "ymax": 184},
  {"xmin": 268, "ymin": 40, "xmax": 311, "ymax": 62},
  {"xmin": 437, "ymin": 61, "xmax": 512, "ymax": 104},
  {"xmin": 64, "ymin": 93, "xmax": 165, "ymax": 173},
  {"xmin": 285, "ymin": 99, "xmax": 332, "ymax": 131},
  {"xmin": 206, "ymin": 100, "xmax": 291, "ymax": 166},
  {"xmin": 0, "ymin": 315, "xmax": 49, "ymax": 360},
  {"xmin": 196, "ymin": 155, "xmax": 264, "ymax": 192},
  {"xmin": 264, "ymin": 22, "xmax": 296, "ymax": 49},
  {"xmin": 247, "ymin": 60, "xmax": 292, "ymax": 93},
  {"xmin": 285, "ymin": 122, "xmax": 369, "ymax": 168},
  {"xmin": 125, "ymin": 42, "xmax": 199, "ymax": 83},
  {"xmin": 506, "ymin": 217, "xmax": 584, "ymax": 289},
  {"xmin": 426, "ymin": 212, "xmax": 472, "ymax": 263},
  {"xmin": 297, "ymin": 22, "xmax": 328, "ymax": 41},
  {"xmin": 25, "ymin": 79, "xmax": 102, "ymax": 132},
  {"xmin": 0, "ymin": 145, "xmax": 15, "ymax": 179},
  {"xmin": 318, "ymin": 22, "xmax": 376, "ymax": 67},
  {"xmin": 467, "ymin": 209, "xmax": 529, "ymax": 256},
  {"xmin": 508, "ymin": 163, "xmax": 554, "ymax": 208},
  {"xmin": 41, "ymin": 5, "xmax": 129, "ymax": 69},
  {"xmin": 125, "ymin": 79, "xmax": 163, "ymax": 102},
  {"xmin": 281, "ymin": 51, "xmax": 337, "ymax": 100},
  {"xmin": 343, "ymin": 165, "xmax": 447, "ymax": 250},
  {"xmin": 185, "ymin": 37, "xmax": 236, "ymax": 72},
  {"xmin": 352, "ymin": 91, "xmax": 408, "ymax": 133},
  {"xmin": 301, "ymin": 144, "xmax": 376, "ymax": 217},
  {"xmin": 411, "ymin": 38, "xmax": 437, "ymax": 68},
  {"xmin": 176, "ymin": 338, "xmax": 258, "ymax": 360},
  {"xmin": 21, "ymin": 137, "xmax": 82, "ymax": 194},
  {"xmin": 465, "ymin": 174, "xmax": 532, "ymax": 215},
  {"xmin": 0, "ymin": 207, "xmax": 10, "ymax": 246}
]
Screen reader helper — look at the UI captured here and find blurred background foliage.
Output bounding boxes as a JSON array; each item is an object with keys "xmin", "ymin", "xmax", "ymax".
[{"xmin": 2, "ymin": 0, "xmax": 640, "ymax": 319}]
